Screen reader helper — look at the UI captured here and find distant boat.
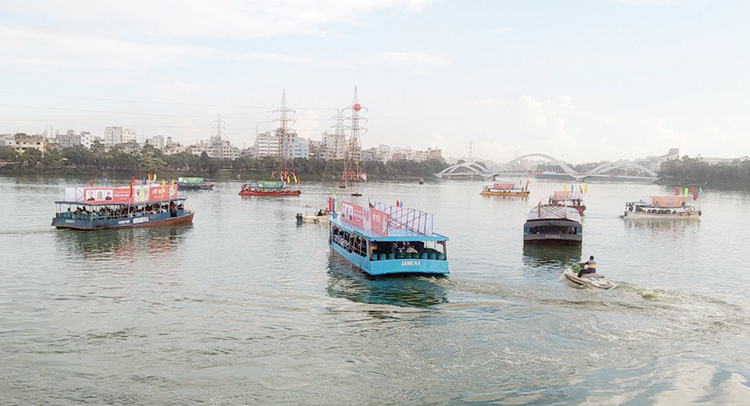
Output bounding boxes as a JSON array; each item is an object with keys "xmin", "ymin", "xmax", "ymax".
[
  {"xmin": 239, "ymin": 180, "xmax": 300, "ymax": 197},
  {"xmin": 176, "ymin": 177, "xmax": 213, "ymax": 190},
  {"xmin": 480, "ymin": 183, "xmax": 529, "ymax": 197},
  {"xmin": 52, "ymin": 182, "xmax": 194, "ymax": 230},
  {"xmin": 418, "ymin": 177, "xmax": 425, "ymax": 185},
  {"xmin": 523, "ymin": 203, "xmax": 582, "ymax": 245},
  {"xmin": 622, "ymin": 196, "xmax": 700, "ymax": 220}
]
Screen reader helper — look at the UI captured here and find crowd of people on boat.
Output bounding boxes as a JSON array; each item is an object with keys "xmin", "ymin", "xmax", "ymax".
[
  {"xmin": 330, "ymin": 225, "xmax": 368, "ymax": 257},
  {"xmin": 61, "ymin": 202, "xmax": 185, "ymax": 221},
  {"xmin": 627, "ymin": 204, "xmax": 679, "ymax": 214}
]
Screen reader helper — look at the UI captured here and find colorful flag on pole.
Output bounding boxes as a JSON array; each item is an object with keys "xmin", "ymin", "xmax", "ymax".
[
  {"xmin": 584, "ymin": 184, "xmax": 588, "ymax": 194},
  {"xmin": 684, "ymin": 187, "xmax": 689, "ymax": 197},
  {"xmin": 89, "ymin": 179, "xmax": 93, "ymax": 187},
  {"xmin": 675, "ymin": 188, "xmax": 680, "ymax": 196},
  {"xmin": 104, "ymin": 177, "xmax": 108, "ymax": 187},
  {"xmin": 564, "ymin": 185, "xmax": 568, "ymax": 194}
]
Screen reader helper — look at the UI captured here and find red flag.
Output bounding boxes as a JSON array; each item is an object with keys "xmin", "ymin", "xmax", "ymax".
[
  {"xmin": 675, "ymin": 188, "xmax": 680, "ymax": 196},
  {"xmin": 328, "ymin": 197, "xmax": 334, "ymax": 212},
  {"xmin": 89, "ymin": 179, "xmax": 93, "ymax": 187},
  {"xmin": 129, "ymin": 181, "xmax": 134, "ymax": 198}
]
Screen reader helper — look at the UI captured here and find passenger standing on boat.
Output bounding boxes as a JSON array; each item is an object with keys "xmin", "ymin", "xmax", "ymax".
[{"xmin": 578, "ymin": 256, "xmax": 597, "ymax": 278}]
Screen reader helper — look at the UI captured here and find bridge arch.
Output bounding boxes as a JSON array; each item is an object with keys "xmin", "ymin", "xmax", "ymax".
[
  {"xmin": 493, "ymin": 153, "xmax": 579, "ymax": 177},
  {"xmin": 435, "ymin": 162, "xmax": 490, "ymax": 178},
  {"xmin": 587, "ymin": 160, "xmax": 658, "ymax": 178}
]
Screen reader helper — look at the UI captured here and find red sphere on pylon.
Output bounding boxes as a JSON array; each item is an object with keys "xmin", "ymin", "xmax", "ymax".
[{"xmin": 353, "ymin": 103, "xmax": 361, "ymax": 111}]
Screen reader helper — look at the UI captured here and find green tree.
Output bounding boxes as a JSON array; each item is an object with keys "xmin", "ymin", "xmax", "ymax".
[{"xmin": 0, "ymin": 146, "xmax": 17, "ymax": 161}]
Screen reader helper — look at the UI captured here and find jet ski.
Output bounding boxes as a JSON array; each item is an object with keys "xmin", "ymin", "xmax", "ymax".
[{"xmin": 563, "ymin": 265, "xmax": 616, "ymax": 290}]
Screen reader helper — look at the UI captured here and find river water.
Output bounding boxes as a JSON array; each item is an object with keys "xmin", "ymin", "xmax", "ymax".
[{"xmin": 1, "ymin": 175, "xmax": 749, "ymax": 405}]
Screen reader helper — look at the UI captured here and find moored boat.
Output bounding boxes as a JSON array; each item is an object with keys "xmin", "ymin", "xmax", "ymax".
[
  {"xmin": 329, "ymin": 200, "xmax": 449, "ymax": 276},
  {"xmin": 622, "ymin": 196, "xmax": 700, "ymax": 220},
  {"xmin": 239, "ymin": 180, "xmax": 300, "ymax": 197},
  {"xmin": 176, "ymin": 177, "xmax": 213, "ymax": 190},
  {"xmin": 52, "ymin": 182, "xmax": 194, "ymax": 230},
  {"xmin": 523, "ymin": 203, "xmax": 582, "ymax": 245},
  {"xmin": 480, "ymin": 182, "xmax": 529, "ymax": 197}
]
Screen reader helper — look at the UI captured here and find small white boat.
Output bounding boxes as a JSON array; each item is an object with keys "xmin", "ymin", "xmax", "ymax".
[
  {"xmin": 296, "ymin": 207, "xmax": 330, "ymax": 224},
  {"xmin": 563, "ymin": 267, "xmax": 616, "ymax": 290}
]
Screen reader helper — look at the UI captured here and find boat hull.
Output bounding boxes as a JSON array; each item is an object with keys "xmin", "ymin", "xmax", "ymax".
[
  {"xmin": 622, "ymin": 211, "xmax": 700, "ymax": 220},
  {"xmin": 52, "ymin": 211, "xmax": 194, "ymax": 230},
  {"xmin": 480, "ymin": 191, "xmax": 530, "ymax": 197},
  {"xmin": 179, "ymin": 184, "xmax": 213, "ymax": 190},
  {"xmin": 523, "ymin": 233, "xmax": 582, "ymax": 245},
  {"xmin": 523, "ymin": 218, "xmax": 582, "ymax": 245},
  {"xmin": 239, "ymin": 190, "xmax": 300, "ymax": 196},
  {"xmin": 298, "ymin": 214, "xmax": 329, "ymax": 223},
  {"xmin": 330, "ymin": 242, "xmax": 449, "ymax": 276},
  {"xmin": 563, "ymin": 268, "xmax": 616, "ymax": 290}
]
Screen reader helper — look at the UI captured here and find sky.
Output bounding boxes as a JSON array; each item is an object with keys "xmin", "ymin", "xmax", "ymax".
[{"xmin": 1, "ymin": 0, "xmax": 749, "ymax": 163}]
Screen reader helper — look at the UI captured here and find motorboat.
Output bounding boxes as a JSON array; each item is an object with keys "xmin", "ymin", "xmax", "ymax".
[
  {"xmin": 562, "ymin": 265, "xmax": 616, "ymax": 290},
  {"xmin": 296, "ymin": 207, "xmax": 330, "ymax": 224}
]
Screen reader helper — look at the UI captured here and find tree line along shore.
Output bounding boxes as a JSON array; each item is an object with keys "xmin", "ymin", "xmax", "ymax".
[{"xmin": 0, "ymin": 144, "xmax": 449, "ymax": 182}]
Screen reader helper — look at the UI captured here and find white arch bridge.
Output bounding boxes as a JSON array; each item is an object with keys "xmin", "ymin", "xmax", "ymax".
[{"xmin": 435, "ymin": 153, "xmax": 658, "ymax": 182}]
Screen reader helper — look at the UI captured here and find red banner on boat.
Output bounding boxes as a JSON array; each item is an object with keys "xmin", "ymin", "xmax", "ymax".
[
  {"xmin": 83, "ymin": 185, "xmax": 178, "ymax": 204},
  {"xmin": 369, "ymin": 208, "xmax": 389, "ymax": 237},
  {"xmin": 650, "ymin": 196, "xmax": 687, "ymax": 208},
  {"xmin": 341, "ymin": 201, "xmax": 365, "ymax": 228},
  {"xmin": 493, "ymin": 183, "xmax": 515, "ymax": 190},
  {"xmin": 341, "ymin": 201, "xmax": 389, "ymax": 237}
]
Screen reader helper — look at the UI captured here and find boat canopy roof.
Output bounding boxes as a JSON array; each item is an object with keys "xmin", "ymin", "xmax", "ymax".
[
  {"xmin": 627, "ymin": 196, "xmax": 689, "ymax": 208},
  {"xmin": 55, "ymin": 196, "xmax": 187, "ymax": 206},
  {"xmin": 178, "ymin": 177, "xmax": 205, "ymax": 183},
  {"xmin": 244, "ymin": 180, "xmax": 286, "ymax": 189},
  {"xmin": 526, "ymin": 204, "xmax": 581, "ymax": 222},
  {"xmin": 330, "ymin": 217, "xmax": 448, "ymax": 242}
]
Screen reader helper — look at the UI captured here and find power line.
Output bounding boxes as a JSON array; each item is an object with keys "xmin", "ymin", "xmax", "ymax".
[{"xmin": 0, "ymin": 90, "xmax": 340, "ymax": 111}]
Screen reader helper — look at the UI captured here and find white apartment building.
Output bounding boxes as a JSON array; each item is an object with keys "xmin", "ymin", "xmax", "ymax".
[
  {"xmin": 56, "ymin": 130, "xmax": 81, "ymax": 149},
  {"xmin": 145, "ymin": 135, "xmax": 165, "ymax": 150},
  {"xmin": 5, "ymin": 134, "xmax": 46, "ymax": 154},
  {"xmin": 320, "ymin": 131, "xmax": 347, "ymax": 160},
  {"xmin": 103, "ymin": 126, "xmax": 138, "ymax": 148},
  {"xmin": 255, "ymin": 132, "xmax": 282, "ymax": 158}
]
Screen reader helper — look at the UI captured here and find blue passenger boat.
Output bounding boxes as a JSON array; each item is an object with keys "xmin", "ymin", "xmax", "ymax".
[
  {"xmin": 52, "ymin": 182, "xmax": 194, "ymax": 230},
  {"xmin": 328, "ymin": 200, "xmax": 449, "ymax": 276}
]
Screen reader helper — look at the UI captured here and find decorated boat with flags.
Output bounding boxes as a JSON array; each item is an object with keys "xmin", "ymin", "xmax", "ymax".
[
  {"xmin": 480, "ymin": 181, "xmax": 529, "ymax": 197},
  {"xmin": 52, "ymin": 179, "xmax": 194, "ymax": 230},
  {"xmin": 622, "ymin": 194, "xmax": 701, "ymax": 220},
  {"xmin": 549, "ymin": 189, "xmax": 586, "ymax": 216},
  {"xmin": 176, "ymin": 177, "xmax": 213, "ymax": 190},
  {"xmin": 523, "ymin": 203, "xmax": 582, "ymax": 245},
  {"xmin": 239, "ymin": 179, "xmax": 300, "ymax": 197},
  {"xmin": 328, "ymin": 200, "xmax": 449, "ymax": 276}
]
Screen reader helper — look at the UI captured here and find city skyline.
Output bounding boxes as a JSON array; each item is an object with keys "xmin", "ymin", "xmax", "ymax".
[{"xmin": 2, "ymin": 1, "xmax": 749, "ymax": 163}]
